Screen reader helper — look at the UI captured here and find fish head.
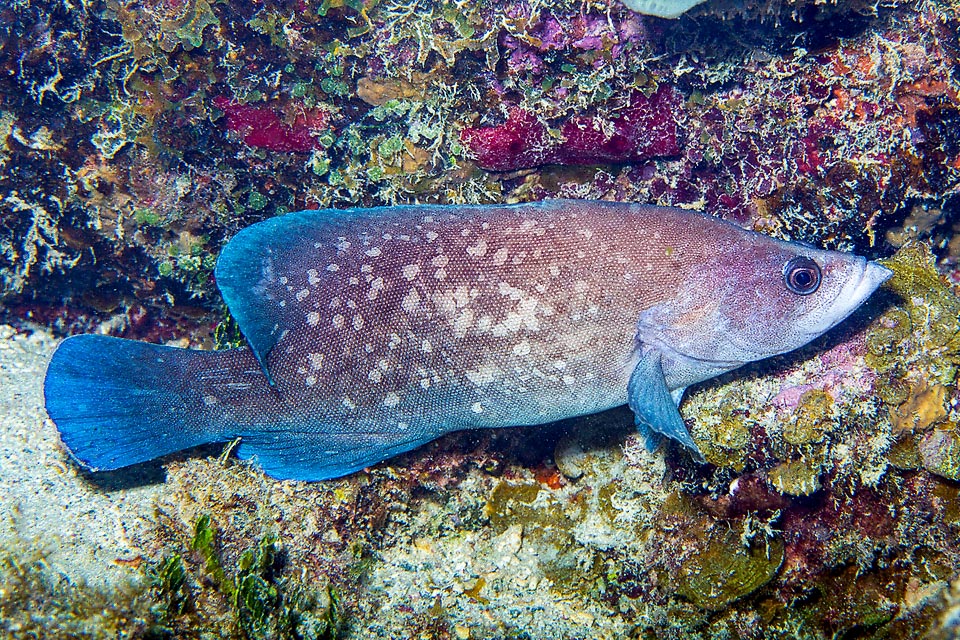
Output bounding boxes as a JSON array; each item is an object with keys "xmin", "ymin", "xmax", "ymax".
[{"xmin": 639, "ymin": 235, "xmax": 892, "ymax": 387}]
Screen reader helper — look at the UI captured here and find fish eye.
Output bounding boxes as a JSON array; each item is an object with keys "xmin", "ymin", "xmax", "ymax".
[{"xmin": 783, "ymin": 256, "xmax": 821, "ymax": 295}]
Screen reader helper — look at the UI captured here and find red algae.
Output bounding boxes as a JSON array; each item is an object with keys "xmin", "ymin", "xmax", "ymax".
[
  {"xmin": 213, "ymin": 97, "xmax": 330, "ymax": 153},
  {"xmin": 460, "ymin": 85, "xmax": 682, "ymax": 171}
]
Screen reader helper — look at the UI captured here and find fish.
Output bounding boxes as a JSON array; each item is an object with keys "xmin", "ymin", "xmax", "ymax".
[{"xmin": 43, "ymin": 199, "xmax": 892, "ymax": 481}]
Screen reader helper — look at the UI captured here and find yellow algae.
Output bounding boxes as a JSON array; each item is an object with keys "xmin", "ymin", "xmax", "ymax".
[
  {"xmin": 784, "ymin": 389, "xmax": 834, "ymax": 446},
  {"xmin": 769, "ymin": 459, "xmax": 822, "ymax": 497},
  {"xmin": 890, "ymin": 380, "xmax": 948, "ymax": 433}
]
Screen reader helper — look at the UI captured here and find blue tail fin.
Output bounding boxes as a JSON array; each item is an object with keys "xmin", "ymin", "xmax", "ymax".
[{"xmin": 43, "ymin": 334, "xmax": 224, "ymax": 471}]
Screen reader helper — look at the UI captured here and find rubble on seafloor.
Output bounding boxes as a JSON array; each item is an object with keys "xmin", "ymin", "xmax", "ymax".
[{"xmin": 1, "ymin": 0, "xmax": 960, "ymax": 637}]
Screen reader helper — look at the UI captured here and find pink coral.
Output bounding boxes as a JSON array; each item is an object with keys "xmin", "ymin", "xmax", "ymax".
[
  {"xmin": 460, "ymin": 85, "xmax": 682, "ymax": 171},
  {"xmin": 213, "ymin": 97, "xmax": 329, "ymax": 153}
]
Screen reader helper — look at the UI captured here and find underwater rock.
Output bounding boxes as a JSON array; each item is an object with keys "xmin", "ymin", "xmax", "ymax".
[
  {"xmin": 674, "ymin": 526, "xmax": 784, "ymax": 611},
  {"xmin": 919, "ymin": 429, "xmax": 960, "ymax": 482}
]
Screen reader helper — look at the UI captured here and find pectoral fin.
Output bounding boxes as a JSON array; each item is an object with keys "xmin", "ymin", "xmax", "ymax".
[{"xmin": 627, "ymin": 350, "xmax": 704, "ymax": 462}]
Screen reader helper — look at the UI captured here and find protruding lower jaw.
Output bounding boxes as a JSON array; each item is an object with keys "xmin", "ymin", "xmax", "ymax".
[
  {"xmin": 821, "ymin": 259, "xmax": 893, "ymax": 334},
  {"xmin": 856, "ymin": 261, "xmax": 894, "ymax": 304}
]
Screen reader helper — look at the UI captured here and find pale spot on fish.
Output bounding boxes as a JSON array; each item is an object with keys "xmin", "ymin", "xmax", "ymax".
[
  {"xmin": 401, "ymin": 289, "xmax": 421, "ymax": 312},
  {"xmin": 308, "ymin": 268, "xmax": 322, "ymax": 283},
  {"xmin": 421, "ymin": 339, "xmax": 433, "ymax": 353},
  {"xmin": 431, "ymin": 254, "xmax": 449, "ymax": 268},
  {"xmin": 471, "ymin": 402, "xmax": 484, "ymax": 414},
  {"xmin": 305, "ymin": 375, "xmax": 317, "ymax": 387},
  {"xmin": 434, "ymin": 268, "xmax": 447, "ymax": 281},
  {"xmin": 513, "ymin": 340, "xmax": 532, "ymax": 356},
  {"xmin": 353, "ymin": 314, "xmax": 364, "ymax": 331},
  {"xmin": 365, "ymin": 247, "xmax": 382, "ymax": 257},
  {"xmin": 454, "ymin": 309, "xmax": 474, "ymax": 334},
  {"xmin": 498, "ymin": 282, "xmax": 524, "ymax": 300},
  {"xmin": 306, "ymin": 312, "xmax": 320, "ymax": 327},
  {"xmin": 367, "ymin": 277, "xmax": 385, "ymax": 301},
  {"xmin": 296, "ymin": 288, "xmax": 310, "ymax": 302},
  {"xmin": 325, "ymin": 264, "xmax": 339, "ymax": 273},
  {"xmin": 308, "ymin": 353, "xmax": 324, "ymax": 369},
  {"xmin": 492, "ymin": 247, "xmax": 509, "ymax": 266},
  {"xmin": 465, "ymin": 364, "xmax": 497, "ymax": 385},
  {"xmin": 368, "ymin": 369, "xmax": 383, "ymax": 383},
  {"xmin": 383, "ymin": 392, "xmax": 400, "ymax": 408},
  {"xmin": 342, "ymin": 396, "xmax": 356, "ymax": 410},
  {"xmin": 453, "ymin": 286, "xmax": 471, "ymax": 307},
  {"xmin": 332, "ymin": 314, "xmax": 345, "ymax": 328},
  {"xmin": 466, "ymin": 239, "xmax": 488, "ymax": 257},
  {"xmin": 203, "ymin": 395, "xmax": 218, "ymax": 406},
  {"xmin": 476, "ymin": 315, "xmax": 493, "ymax": 332},
  {"xmin": 402, "ymin": 264, "xmax": 421, "ymax": 281}
]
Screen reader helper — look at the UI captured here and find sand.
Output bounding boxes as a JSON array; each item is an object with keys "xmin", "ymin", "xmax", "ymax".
[{"xmin": 0, "ymin": 325, "xmax": 162, "ymax": 590}]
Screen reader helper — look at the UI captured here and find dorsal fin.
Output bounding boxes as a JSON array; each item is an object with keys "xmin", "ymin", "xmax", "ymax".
[{"xmin": 217, "ymin": 209, "xmax": 364, "ymax": 381}]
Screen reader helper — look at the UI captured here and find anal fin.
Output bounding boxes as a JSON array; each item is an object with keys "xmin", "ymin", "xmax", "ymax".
[{"xmin": 235, "ymin": 424, "xmax": 435, "ymax": 481}]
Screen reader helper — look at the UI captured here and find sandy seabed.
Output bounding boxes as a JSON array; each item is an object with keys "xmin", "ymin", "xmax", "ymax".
[{"xmin": 0, "ymin": 325, "xmax": 161, "ymax": 591}]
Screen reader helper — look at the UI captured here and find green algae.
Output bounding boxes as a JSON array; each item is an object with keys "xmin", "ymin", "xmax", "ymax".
[
  {"xmin": 769, "ymin": 458, "xmax": 822, "ymax": 497},
  {"xmin": 174, "ymin": 513, "xmax": 339, "ymax": 639},
  {"xmin": 784, "ymin": 390, "xmax": 834, "ymax": 446},
  {"xmin": 149, "ymin": 554, "xmax": 190, "ymax": 619},
  {"xmin": 674, "ymin": 527, "xmax": 784, "ymax": 611}
]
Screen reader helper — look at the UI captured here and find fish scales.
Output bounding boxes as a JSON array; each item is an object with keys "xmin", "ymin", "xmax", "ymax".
[{"xmin": 43, "ymin": 200, "xmax": 892, "ymax": 480}]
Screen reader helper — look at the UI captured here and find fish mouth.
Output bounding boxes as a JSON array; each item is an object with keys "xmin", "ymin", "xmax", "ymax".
[{"xmin": 805, "ymin": 258, "xmax": 893, "ymax": 339}]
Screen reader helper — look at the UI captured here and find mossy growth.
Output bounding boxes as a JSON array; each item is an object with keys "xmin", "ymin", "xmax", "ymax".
[
  {"xmin": 673, "ymin": 525, "xmax": 785, "ymax": 611},
  {"xmin": 695, "ymin": 390, "xmax": 756, "ymax": 472},
  {"xmin": 768, "ymin": 458, "xmax": 822, "ymax": 497},
  {"xmin": 484, "ymin": 480, "xmax": 598, "ymax": 593},
  {"xmin": 782, "ymin": 389, "xmax": 834, "ymax": 446},
  {"xmin": 169, "ymin": 513, "xmax": 339, "ymax": 640},
  {"xmin": 214, "ymin": 312, "xmax": 246, "ymax": 350},
  {"xmin": 867, "ymin": 243, "xmax": 960, "ymax": 475},
  {"xmin": 868, "ymin": 242, "xmax": 960, "ymax": 382}
]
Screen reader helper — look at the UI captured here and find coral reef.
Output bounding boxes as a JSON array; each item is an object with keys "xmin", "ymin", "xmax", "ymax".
[
  {"xmin": 459, "ymin": 85, "xmax": 682, "ymax": 171},
  {"xmin": 3, "ymin": 0, "xmax": 960, "ymax": 636}
]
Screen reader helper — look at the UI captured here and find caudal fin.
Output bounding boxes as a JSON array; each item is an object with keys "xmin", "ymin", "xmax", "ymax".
[{"xmin": 43, "ymin": 334, "xmax": 224, "ymax": 471}]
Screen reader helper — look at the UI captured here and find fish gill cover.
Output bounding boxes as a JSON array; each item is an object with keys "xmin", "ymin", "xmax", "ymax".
[{"xmin": 2, "ymin": 0, "xmax": 960, "ymax": 638}]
